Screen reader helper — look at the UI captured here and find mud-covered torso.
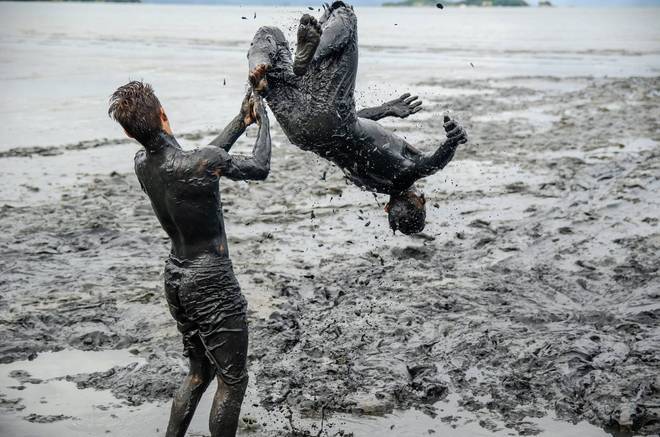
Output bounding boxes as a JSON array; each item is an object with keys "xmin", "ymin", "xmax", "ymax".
[
  {"xmin": 334, "ymin": 118, "xmax": 421, "ymax": 194},
  {"xmin": 267, "ymin": 72, "xmax": 419, "ymax": 194},
  {"xmin": 134, "ymin": 135, "xmax": 230, "ymax": 260}
]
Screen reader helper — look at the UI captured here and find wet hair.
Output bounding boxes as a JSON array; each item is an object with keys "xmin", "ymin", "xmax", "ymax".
[
  {"xmin": 108, "ymin": 81, "xmax": 162, "ymax": 144},
  {"xmin": 387, "ymin": 190, "xmax": 426, "ymax": 235}
]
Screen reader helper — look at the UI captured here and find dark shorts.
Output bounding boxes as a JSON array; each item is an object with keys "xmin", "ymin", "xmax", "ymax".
[{"xmin": 164, "ymin": 254, "xmax": 248, "ymax": 385}]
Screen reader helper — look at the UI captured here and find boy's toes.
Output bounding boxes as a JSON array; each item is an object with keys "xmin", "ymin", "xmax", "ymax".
[
  {"xmin": 298, "ymin": 15, "xmax": 321, "ymax": 41},
  {"xmin": 300, "ymin": 14, "xmax": 312, "ymax": 25}
]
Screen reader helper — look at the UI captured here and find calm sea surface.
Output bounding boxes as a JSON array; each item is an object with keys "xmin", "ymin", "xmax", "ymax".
[{"xmin": 0, "ymin": 2, "xmax": 658, "ymax": 151}]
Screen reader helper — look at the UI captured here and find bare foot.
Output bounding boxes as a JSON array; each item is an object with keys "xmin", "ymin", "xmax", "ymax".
[{"xmin": 293, "ymin": 14, "xmax": 322, "ymax": 76}]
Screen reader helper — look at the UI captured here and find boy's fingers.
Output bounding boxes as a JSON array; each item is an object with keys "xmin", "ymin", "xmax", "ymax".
[
  {"xmin": 404, "ymin": 95, "xmax": 418, "ymax": 104},
  {"xmin": 447, "ymin": 126, "xmax": 462, "ymax": 137}
]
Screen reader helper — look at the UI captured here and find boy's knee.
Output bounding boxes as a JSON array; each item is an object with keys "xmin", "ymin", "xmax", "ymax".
[
  {"xmin": 189, "ymin": 372, "xmax": 211, "ymax": 387},
  {"xmin": 188, "ymin": 355, "xmax": 215, "ymax": 385}
]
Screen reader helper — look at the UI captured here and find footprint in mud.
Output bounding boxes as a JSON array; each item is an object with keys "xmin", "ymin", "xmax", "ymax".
[
  {"xmin": 391, "ymin": 246, "xmax": 433, "ymax": 261},
  {"xmin": 23, "ymin": 413, "xmax": 76, "ymax": 423},
  {"xmin": 9, "ymin": 370, "xmax": 43, "ymax": 385},
  {"xmin": 0, "ymin": 395, "xmax": 25, "ymax": 412}
]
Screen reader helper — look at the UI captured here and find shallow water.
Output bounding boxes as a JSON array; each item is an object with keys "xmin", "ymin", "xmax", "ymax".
[
  {"xmin": 0, "ymin": 3, "xmax": 659, "ymax": 151},
  {"xmin": 0, "ymin": 349, "xmax": 611, "ymax": 437}
]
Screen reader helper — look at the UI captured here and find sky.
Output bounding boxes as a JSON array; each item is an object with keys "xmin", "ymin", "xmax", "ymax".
[{"xmin": 145, "ymin": 0, "xmax": 660, "ymax": 5}]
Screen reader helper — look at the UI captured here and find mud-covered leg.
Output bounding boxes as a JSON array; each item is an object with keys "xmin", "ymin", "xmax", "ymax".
[
  {"xmin": 411, "ymin": 116, "xmax": 467, "ymax": 179},
  {"xmin": 314, "ymin": 1, "xmax": 357, "ymax": 60},
  {"xmin": 248, "ymin": 26, "xmax": 291, "ymax": 92},
  {"xmin": 209, "ymin": 376, "xmax": 248, "ymax": 437},
  {"xmin": 293, "ymin": 14, "xmax": 322, "ymax": 76},
  {"xmin": 165, "ymin": 350, "xmax": 215, "ymax": 437},
  {"xmin": 206, "ymin": 314, "xmax": 249, "ymax": 437}
]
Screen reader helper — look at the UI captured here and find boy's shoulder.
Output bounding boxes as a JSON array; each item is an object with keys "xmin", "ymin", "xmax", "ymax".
[{"xmin": 134, "ymin": 149, "xmax": 147, "ymax": 175}]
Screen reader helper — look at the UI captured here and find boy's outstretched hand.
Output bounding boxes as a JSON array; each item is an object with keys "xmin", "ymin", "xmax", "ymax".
[{"xmin": 240, "ymin": 89, "xmax": 257, "ymax": 127}]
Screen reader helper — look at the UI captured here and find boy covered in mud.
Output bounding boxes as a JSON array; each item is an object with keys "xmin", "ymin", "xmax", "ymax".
[
  {"xmin": 108, "ymin": 81, "xmax": 270, "ymax": 437},
  {"xmin": 247, "ymin": 0, "xmax": 467, "ymax": 234}
]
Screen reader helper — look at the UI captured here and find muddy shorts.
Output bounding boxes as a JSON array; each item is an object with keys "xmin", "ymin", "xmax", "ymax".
[{"xmin": 164, "ymin": 255, "xmax": 248, "ymax": 385}]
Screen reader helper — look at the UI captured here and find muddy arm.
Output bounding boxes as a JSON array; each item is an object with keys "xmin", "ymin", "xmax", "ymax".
[
  {"xmin": 409, "ymin": 116, "xmax": 467, "ymax": 179},
  {"xmin": 357, "ymin": 93, "xmax": 423, "ymax": 121},
  {"xmin": 209, "ymin": 98, "xmax": 271, "ymax": 181},
  {"xmin": 208, "ymin": 90, "xmax": 254, "ymax": 152},
  {"xmin": 208, "ymin": 116, "xmax": 246, "ymax": 152}
]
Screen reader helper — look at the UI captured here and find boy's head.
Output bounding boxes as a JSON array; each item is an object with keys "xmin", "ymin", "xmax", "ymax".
[
  {"xmin": 386, "ymin": 188, "xmax": 427, "ymax": 235},
  {"xmin": 108, "ymin": 81, "xmax": 171, "ymax": 145}
]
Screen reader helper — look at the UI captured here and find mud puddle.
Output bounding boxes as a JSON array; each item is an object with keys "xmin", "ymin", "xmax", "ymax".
[
  {"xmin": 0, "ymin": 350, "xmax": 612, "ymax": 437},
  {"xmin": 0, "ymin": 349, "xmax": 146, "ymax": 436}
]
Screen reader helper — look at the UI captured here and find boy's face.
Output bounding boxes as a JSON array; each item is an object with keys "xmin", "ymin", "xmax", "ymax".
[{"xmin": 159, "ymin": 107, "xmax": 172, "ymax": 135}]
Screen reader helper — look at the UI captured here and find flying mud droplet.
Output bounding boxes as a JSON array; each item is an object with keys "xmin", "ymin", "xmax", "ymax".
[{"xmin": 437, "ymin": 2, "xmax": 444, "ymax": 8}]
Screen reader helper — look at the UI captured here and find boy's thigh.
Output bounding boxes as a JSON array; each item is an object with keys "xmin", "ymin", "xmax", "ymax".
[{"xmin": 201, "ymin": 314, "xmax": 249, "ymax": 386}]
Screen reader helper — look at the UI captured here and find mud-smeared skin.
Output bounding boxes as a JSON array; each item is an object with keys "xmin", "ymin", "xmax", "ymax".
[
  {"xmin": 132, "ymin": 97, "xmax": 270, "ymax": 437},
  {"xmin": 247, "ymin": 1, "xmax": 467, "ymax": 227},
  {"xmin": 356, "ymin": 92, "xmax": 423, "ymax": 121},
  {"xmin": 292, "ymin": 14, "xmax": 322, "ymax": 77},
  {"xmin": 1, "ymin": 77, "xmax": 658, "ymax": 436}
]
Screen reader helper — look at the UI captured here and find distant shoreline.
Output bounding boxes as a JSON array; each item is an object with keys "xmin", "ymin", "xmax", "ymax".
[
  {"xmin": 383, "ymin": 0, "xmax": 530, "ymax": 6},
  {"xmin": 2, "ymin": 1, "xmax": 658, "ymax": 6}
]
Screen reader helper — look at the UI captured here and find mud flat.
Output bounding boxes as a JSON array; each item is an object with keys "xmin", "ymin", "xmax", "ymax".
[{"xmin": 1, "ymin": 76, "xmax": 659, "ymax": 436}]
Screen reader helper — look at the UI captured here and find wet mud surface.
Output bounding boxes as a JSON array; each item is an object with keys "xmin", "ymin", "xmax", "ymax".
[{"xmin": 1, "ymin": 76, "xmax": 659, "ymax": 436}]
